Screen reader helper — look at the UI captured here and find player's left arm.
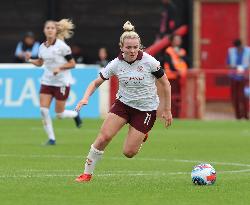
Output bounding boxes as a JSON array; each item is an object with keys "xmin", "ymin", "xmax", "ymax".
[
  {"xmin": 54, "ymin": 44, "xmax": 76, "ymax": 75},
  {"xmin": 155, "ymin": 68, "xmax": 173, "ymax": 127},
  {"xmin": 53, "ymin": 58, "xmax": 76, "ymax": 75}
]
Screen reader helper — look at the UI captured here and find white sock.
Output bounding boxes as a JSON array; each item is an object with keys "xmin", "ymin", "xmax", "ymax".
[
  {"xmin": 40, "ymin": 107, "xmax": 55, "ymax": 141},
  {"xmin": 56, "ymin": 110, "xmax": 78, "ymax": 119},
  {"xmin": 84, "ymin": 144, "xmax": 104, "ymax": 175}
]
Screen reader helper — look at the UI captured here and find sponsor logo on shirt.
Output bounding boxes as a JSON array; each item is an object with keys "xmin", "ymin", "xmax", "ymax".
[{"xmin": 124, "ymin": 76, "xmax": 145, "ymax": 85}]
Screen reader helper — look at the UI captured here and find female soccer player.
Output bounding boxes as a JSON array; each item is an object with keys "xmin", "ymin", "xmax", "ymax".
[
  {"xmin": 26, "ymin": 19, "xmax": 82, "ymax": 145},
  {"xmin": 75, "ymin": 21, "xmax": 172, "ymax": 182}
]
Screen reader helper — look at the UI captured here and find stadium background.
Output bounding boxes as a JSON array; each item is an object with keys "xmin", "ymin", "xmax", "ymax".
[
  {"xmin": 0, "ymin": 0, "xmax": 191, "ymax": 63},
  {"xmin": 0, "ymin": 0, "xmax": 250, "ymax": 119}
]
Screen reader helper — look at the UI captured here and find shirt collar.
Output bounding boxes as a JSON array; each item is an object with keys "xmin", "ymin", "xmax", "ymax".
[
  {"xmin": 118, "ymin": 50, "xmax": 143, "ymax": 61},
  {"xmin": 44, "ymin": 39, "xmax": 57, "ymax": 47}
]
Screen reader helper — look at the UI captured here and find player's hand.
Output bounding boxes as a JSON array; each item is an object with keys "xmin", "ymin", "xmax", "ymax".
[
  {"xmin": 53, "ymin": 67, "xmax": 61, "ymax": 75},
  {"xmin": 75, "ymin": 99, "xmax": 88, "ymax": 112},
  {"xmin": 161, "ymin": 110, "xmax": 173, "ymax": 128}
]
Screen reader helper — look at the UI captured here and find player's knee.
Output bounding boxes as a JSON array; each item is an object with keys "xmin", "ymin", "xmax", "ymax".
[
  {"xmin": 123, "ymin": 149, "xmax": 137, "ymax": 158},
  {"xmin": 56, "ymin": 112, "xmax": 63, "ymax": 119}
]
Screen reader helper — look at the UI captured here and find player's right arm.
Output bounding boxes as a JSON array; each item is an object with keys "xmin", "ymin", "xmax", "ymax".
[
  {"xmin": 75, "ymin": 77, "xmax": 105, "ymax": 111},
  {"xmin": 25, "ymin": 52, "xmax": 44, "ymax": 66},
  {"xmin": 28, "ymin": 58, "xmax": 44, "ymax": 66}
]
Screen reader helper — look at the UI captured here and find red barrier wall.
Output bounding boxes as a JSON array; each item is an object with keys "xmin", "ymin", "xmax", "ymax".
[
  {"xmin": 248, "ymin": 0, "xmax": 250, "ymax": 45},
  {"xmin": 145, "ymin": 25, "xmax": 188, "ymax": 56}
]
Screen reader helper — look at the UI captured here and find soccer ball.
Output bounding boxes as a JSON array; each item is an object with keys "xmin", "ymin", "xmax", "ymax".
[{"xmin": 191, "ymin": 163, "xmax": 216, "ymax": 185}]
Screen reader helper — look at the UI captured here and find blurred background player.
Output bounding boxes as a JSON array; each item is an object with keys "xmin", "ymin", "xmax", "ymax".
[
  {"xmin": 75, "ymin": 21, "xmax": 172, "ymax": 182},
  {"xmin": 227, "ymin": 39, "xmax": 250, "ymax": 119},
  {"xmin": 26, "ymin": 19, "xmax": 82, "ymax": 145},
  {"xmin": 14, "ymin": 31, "xmax": 40, "ymax": 63}
]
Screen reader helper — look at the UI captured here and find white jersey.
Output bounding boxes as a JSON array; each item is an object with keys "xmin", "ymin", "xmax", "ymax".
[
  {"xmin": 100, "ymin": 51, "xmax": 161, "ymax": 111},
  {"xmin": 38, "ymin": 39, "xmax": 73, "ymax": 86}
]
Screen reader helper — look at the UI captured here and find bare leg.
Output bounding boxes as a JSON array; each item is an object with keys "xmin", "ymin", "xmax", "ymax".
[
  {"xmin": 55, "ymin": 100, "xmax": 66, "ymax": 113},
  {"xmin": 93, "ymin": 113, "xmax": 127, "ymax": 150},
  {"xmin": 55, "ymin": 100, "xmax": 78, "ymax": 118},
  {"xmin": 40, "ymin": 94, "xmax": 53, "ymax": 108},
  {"xmin": 123, "ymin": 125, "xmax": 145, "ymax": 158},
  {"xmin": 82, "ymin": 113, "xmax": 127, "ymax": 175}
]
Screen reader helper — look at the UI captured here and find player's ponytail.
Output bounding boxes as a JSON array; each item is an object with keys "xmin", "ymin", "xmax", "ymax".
[
  {"xmin": 119, "ymin": 21, "xmax": 141, "ymax": 48},
  {"xmin": 56, "ymin": 19, "xmax": 75, "ymax": 40}
]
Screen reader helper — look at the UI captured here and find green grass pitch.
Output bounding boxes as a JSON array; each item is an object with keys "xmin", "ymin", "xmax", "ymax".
[{"xmin": 0, "ymin": 119, "xmax": 250, "ymax": 205}]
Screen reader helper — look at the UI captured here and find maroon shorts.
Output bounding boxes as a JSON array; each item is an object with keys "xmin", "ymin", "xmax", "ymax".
[
  {"xmin": 110, "ymin": 100, "xmax": 156, "ymax": 134},
  {"xmin": 40, "ymin": 84, "xmax": 70, "ymax": 101}
]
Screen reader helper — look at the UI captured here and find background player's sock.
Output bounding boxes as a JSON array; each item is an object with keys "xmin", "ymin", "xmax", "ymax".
[
  {"xmin": 84, "ymin": 144, "xmax": 104, "ymax": 175},
  {"xmin": 56, "ymin": 110, "xmax": 78, "ymax": 119},
  {"xmin": 40, "ymin": 107, "xmax": 55, "ymax": 141}
]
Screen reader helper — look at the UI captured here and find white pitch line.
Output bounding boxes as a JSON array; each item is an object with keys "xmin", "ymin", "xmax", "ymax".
[
  {"xmin": 219, "ymin": 169, "xmax": 250, "ymax": 173},
  {"xmin": 1, "ymin": 169, "xmax": 249, "ymax": 175},
  {"xmin": 0, "ymin": 174, "xmax": 76, "ymax": 178},
  {"xmin": 1, "ymin": 169, "xmax": 250, "ymax": 179},
  {"xmin": 1, "ymin": 153, "xmax": 250, "ymax": 168},
  {"xmin": 0, "ymin": 171, "xmax": 187, "ymax": 179},
  {"xmin": 0, "ymin": 154, "xmax": 82, "ymax": 159},
  {"xmin": 108, "ymin": 157, "xmax": 250, "ymax": 168},
  {"xmin": 172, "ymin": 159, "xmax": 250, "ymax": 168}
]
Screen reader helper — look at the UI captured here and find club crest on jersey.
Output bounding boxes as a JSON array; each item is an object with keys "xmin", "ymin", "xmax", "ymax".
[
  {"xmin": 137, "ymin": 65, "xmax": 144, "ymax": 72},
  {"xmin": 120, "ymin": 68, "xmax": 126, "ymax": 73}
]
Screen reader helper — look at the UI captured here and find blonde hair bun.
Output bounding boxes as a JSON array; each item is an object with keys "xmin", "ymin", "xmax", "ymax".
[
  {"xmin": 119, "ymin": 21, "xmax": 141, "ymax": 48},
  {"xmin": 123, "ymin": 21, "xmax": 135, "ymax": 32},
  {"xmin": 57, "ymin": 19, "xmax": 75, "ymax": 40}
]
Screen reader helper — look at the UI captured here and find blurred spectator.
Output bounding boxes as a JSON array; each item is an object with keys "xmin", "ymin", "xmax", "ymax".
[
  {"xmin": 227, "ymin": 39, "xmax": 250, "ymax": 119},
  {"xmin": 71, "ymin": 44, "xmax": 86, "ymax": 64},
  {"xmin": 96, "ymin": 47, "xmax": 109, "ymax": 68},
  {"xmin": 163, "ymin": 34, "xmax": 188, "ymax": 118},
  {"xmin": 14, "ymin": 31, "xmax": 40, "ymax": 63},
  {"xmin": 163, "ymin": 34, "xmax": 188, "ymax": 79},
  {"xmin": 157, "ymin": 0, "xmax": 176, "ymax": 39}
]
